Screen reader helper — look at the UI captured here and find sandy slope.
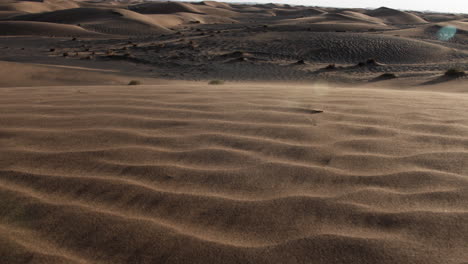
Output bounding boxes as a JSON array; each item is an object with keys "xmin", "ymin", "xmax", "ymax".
[
  {"xmin": 129, "ymin": 1, "xmax": 204, "ymax": 14},
  {"xmin": 0, "ymin": 1, "xmax": 467, "ymax": 263},
  {"xmin": 1, "ymin": 0, "xmax": 458, "ymax": 82},
  {"xmin": 0, "ymin": 82, "xmax": 467, "ymax": 264},
  {"xmin": 9, "ymin": 7, "xmax": 173, "ymax": 35},
  {"xmin": 0, "ymin": 61, "xmax": 146, "ymax": 87},
  {"xmin": 0, "ymin": 21, "xmax": 104, "ymax": 37},
  {"xmin": 0, "ymin": 0, "xmax": 79, "ymax": 14},
  {"xmin": 366, "ymin": 7, "xmax": 428, "ymax": 24}
]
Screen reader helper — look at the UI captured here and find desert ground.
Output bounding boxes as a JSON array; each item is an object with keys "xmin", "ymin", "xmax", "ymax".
[{"xmin": 0, "ymin": 0, "xmax": 467, "ymax": 264}]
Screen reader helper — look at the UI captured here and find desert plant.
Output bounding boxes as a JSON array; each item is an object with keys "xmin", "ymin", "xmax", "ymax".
[
  {"xmin": 357, "ymin": 62, "xmax": 366, "ymax": 67},
  {"xmin": 128, "ymin": 80, "xmax": 141, "ymax": 85},
  {"xmin": 357, "ymin": 59, "xmax": 380, "ymax": 67},
  {"xmin": 366, "ymin": 58, "xmax": 377, "ymax": 65},
  {"xmin": 444, "ymin": 68, "xmax": 465, "ymax": 78},
  {"xmin": 377, "ymin": 73, "xmax": 397, "ymax": 79},
  {"xmin": 209, "ymin": 80, "xmax": 224, "ymax": 85}
]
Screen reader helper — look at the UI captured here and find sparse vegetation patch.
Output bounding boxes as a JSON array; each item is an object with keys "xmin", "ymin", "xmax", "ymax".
[
  {"xmin": 444, "ymin": 68, "xmax": 465, "ymax": 78},
  {"xmin": 128, "ymin": 80, "xmax": 141, "ymax": 85},
  {"xmin": 378, "ymin": 73, "xmax": 397, "ymax": 79},
  {"xmin": 209, "ymin": 80, "xmax": 224, "ymax": 85}
]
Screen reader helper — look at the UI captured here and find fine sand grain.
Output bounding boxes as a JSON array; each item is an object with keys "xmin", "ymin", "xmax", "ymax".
[
  {"xmin": 0, "ymin": 83, "xmax": 467, "ymax": 264},
  {"xmin": 0, "ymin": 1, "xmax": 467, "ymax": 263}
]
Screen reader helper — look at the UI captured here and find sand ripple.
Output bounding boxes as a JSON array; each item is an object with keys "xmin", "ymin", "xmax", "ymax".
[{"xmin": 1, "ymin": 84, "xmax": 467, "ymax": 264}]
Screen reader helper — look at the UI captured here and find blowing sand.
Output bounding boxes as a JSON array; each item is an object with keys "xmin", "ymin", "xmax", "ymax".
[{"xmin": 0, "ymin": 0, "xmax": 467, "ymax": 263}]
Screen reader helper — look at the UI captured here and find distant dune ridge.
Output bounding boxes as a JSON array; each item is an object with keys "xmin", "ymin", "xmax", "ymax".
[
  {"xmin": 0, "ymin": 21, "xmax": 104, "ymax": 36},
  {"xmin": 366, "ymin": 7, "xmax": 428, "ymax": 24},
  {"xmin": 0, "ymin": 1, "xmax": 467, "ymax": 264},
  {"xmin": 129, "ymin": 1, "xmax": 204, "ymax": 14},
  {"xmin": 8, "ymin": 7, "xmax": 174, "ymax": 35},
  {"xmin": 0, "ymin": 1, "xmax": 437, "ymax": 36}
]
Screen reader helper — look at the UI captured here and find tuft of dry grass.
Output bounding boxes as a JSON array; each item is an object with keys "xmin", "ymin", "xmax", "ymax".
[
  {"xmin": 378, "ymin": 73, "xmax": 397, "ymax": 79},
  {"xmin": 444, "ymin": 68, "xmax": 465, "ymax": 78},
  {"xmin": 128, "ymin": 80, "xmax": 141, "ymax": 85},
  {"xmin": 209, "ymin": 80, "xmax": 224, "ymax": 85}
]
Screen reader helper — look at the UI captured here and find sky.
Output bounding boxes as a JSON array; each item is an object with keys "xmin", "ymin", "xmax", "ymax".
[{"xmin": 184, "ymin": 0, "xmax": 468, "ymax": 13}]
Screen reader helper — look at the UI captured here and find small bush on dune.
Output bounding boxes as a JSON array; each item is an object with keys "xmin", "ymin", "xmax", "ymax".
[
  {"xmin": 444, "ymin": 68, "xmax": 465, "ymax": 78},
  {"xmin": 128, "ymin": 80, "xmax": 141, "ymax": 85},
  {"xmin": 295, "ymin": 59, "xmax": 306, "ymax": 65},
  {"xmin": 209, "ymin": 80, "xmax": 224, "ymax": 85},
  {"xmin": 378, "ymin": 73, "xmax": 397, "ymax": 79},
  {"xmin": 356, "ymin": 58, "xmax": 381, "ymax": 67},
  {"xmin": 366, "ymin": 58, "xmax": 376, "ymax": 64}
]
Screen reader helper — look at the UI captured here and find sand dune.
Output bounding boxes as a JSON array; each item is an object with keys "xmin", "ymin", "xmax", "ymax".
[
  {"xmin": 274, "ymin": 8, "xmax": 325, "ymax": 17},
  {"xmin": 149, "ymin": 12, "xmax": 237, "ymax": 27},
  {"xmin": 422, "ymin": 13, "xmax": 466, "ymax": 22},
  {"xmin": 200, "ymin": 1, "xmax": 233, "ymax": 10},
  {"xmin": 199, "ymin": 31, "xmax": 457, "ymax": 64},
  {"xmin": 382, "ymin": 20, "xmax": 468, "ymax": 43},
  {"xmin": 0, "ymin": 61, "xmax": 137, "ymax": 87},
  {"xmin": 8, "ymin": 7, "xmax": 173, "ymax": 35},
  {"xmin": 335, "ymin": 11, "xmax": 387, "ymax": 24},
  {"xmin": 0, "ymin": 83, "xmax": 467, "ymax": 264},
  {"xmin": 366, "ymin": 7, "xmax": 428, "ymax": 24},
  {"xmin": 0, "ymin": 21, "xmax": 104, "ymax": 37},
  {"xmin": 0, "ymin": 1, "xmax": 467, "ymax": 263},
  {"xmin": 129, "ymin": 2, "xmax": 203, "ymax": 14},
  {"xmin": 0, "ymin": 0, "xmax": 79, "ymax": 14},
  {"xmin": 274, "ymin": 11, "xmax": 391, "ymax": 32},
  {"xmin": 277, "ymin": 12, "xmax": 385, "ymax": 25}
]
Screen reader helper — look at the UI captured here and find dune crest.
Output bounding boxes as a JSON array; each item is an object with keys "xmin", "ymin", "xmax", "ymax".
[{"xmin": 366, "ymin": 7, "xmax": 428, "ymax": 24}]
